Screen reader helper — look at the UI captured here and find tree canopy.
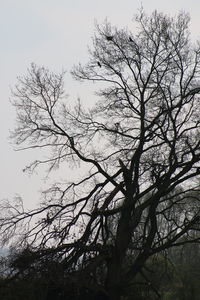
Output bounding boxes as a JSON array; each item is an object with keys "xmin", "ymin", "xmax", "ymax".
[{"xmin": 1, "ymin": 10, "xmax": 200, "ymax": 300}]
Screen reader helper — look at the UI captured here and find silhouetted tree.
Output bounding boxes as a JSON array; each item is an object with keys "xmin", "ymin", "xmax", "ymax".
[{"xmin": 1, "ymin": 10, "xmax": 200, "ymax": 300}]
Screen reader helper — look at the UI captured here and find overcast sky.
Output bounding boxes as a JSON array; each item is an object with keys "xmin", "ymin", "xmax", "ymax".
[{"xmin": 1, "ymin": 0, "xmax": 200, "ymax": 208}]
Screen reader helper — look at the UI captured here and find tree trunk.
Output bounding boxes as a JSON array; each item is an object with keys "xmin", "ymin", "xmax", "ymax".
[{"xmin": 106, "ymin": 253, "xmax": 123, "ymax": 300}]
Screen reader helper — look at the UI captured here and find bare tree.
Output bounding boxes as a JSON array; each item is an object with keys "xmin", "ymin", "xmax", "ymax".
[{"xmin": 1, "ymin": 10, "xmax": 200, "ymax": 300}]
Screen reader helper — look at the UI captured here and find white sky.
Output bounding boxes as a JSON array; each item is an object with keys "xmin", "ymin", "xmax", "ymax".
[{"xmin": 0, "ymin": 0, "xmax": 200, "ymax": 208}]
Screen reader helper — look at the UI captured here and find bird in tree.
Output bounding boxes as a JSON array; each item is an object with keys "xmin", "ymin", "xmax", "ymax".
[{"xmin": 105, "ymin": 35, "xmax": 113, "ymax": 41}]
